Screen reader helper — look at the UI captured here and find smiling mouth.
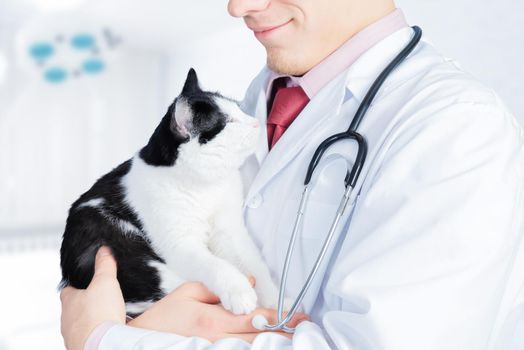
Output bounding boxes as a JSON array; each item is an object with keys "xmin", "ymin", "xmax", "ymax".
[{"xmin": 251, "ymin": 19, "xmax": 292, "ymax": 38}]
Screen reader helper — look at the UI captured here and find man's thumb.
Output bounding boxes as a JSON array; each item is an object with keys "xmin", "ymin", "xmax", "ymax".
[{"xmin": 91, "ymin": 246, "xmax": 118, "ymax": 281}]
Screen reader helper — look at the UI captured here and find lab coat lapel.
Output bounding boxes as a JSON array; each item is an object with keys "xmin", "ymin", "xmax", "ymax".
[
  {"xmin": 245, "ymin": 73, "xmax": 348, "ymax": 205},
  {"xmin": 253, "ymin": 89, "xmax": 269, "ymax": 164},
  {"xmin": 238, "ymin": 67, "xmax": 272, "ymax": 165}
]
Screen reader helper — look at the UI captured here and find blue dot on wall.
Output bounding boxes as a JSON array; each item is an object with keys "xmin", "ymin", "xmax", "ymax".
[
  {"xmin": 71, "ymin": 33, "xmax": 95, "ymax": 50},
  {"xmin": 82, "ymin": 59, "xmax": 105, "ymax": 75},
  {"xmin": 44, "ymin": 67, "xmax": 67, "ymax": 83},
  {"xmin": 29, "ymin": 42, "xmax": 54, "ymax": 60}
]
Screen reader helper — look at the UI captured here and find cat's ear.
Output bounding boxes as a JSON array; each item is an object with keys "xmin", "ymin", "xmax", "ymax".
[
  {"xmin": 181, "ymin": 68, "xmax": 201, "ymax": 96},
  {"xmin": 170, "ymin": 98, "xmax": 192, "ymax": 138}
]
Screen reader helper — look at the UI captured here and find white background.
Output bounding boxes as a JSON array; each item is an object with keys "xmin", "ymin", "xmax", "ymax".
[
  {"xmin": 398, "ymin": 0, "xmax": 524, "ymax": 126},
  {"xmin": 0, "ymin": 0, "xmax": 522, "ymax": 349}
]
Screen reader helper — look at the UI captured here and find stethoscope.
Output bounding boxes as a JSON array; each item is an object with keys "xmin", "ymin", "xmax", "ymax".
[{"xmin": 252, "ymin": 26, "xmax": 423, "ymax": 333}]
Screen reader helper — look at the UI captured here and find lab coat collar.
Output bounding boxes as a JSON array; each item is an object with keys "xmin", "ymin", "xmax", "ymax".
[
  {"xmin": 344, "ymin": 26, "xmax": 416, "ymax": 104},
  {"xmin": 239, "ymin": 66, "xmax": 272, "ymax": 164}
]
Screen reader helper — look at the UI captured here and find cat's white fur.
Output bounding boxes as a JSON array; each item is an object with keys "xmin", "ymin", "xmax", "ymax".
[
  {"xmin": 77, "ymin": 197, "xmax": 105, "ymax": 209},
  {"xmin": 122, "ymin": 97, "xmax": 280, "ymax": 315}
]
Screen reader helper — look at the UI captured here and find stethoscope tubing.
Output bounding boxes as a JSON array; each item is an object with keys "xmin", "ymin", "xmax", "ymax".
[{"xmin": 263, "ymin": 26, "xmax": 423, "ymax": 333}]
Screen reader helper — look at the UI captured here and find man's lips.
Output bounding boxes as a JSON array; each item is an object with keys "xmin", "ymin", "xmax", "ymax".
[{"xmin": 249, "ymin": 19, "xmax": 292, "ymax": 38}]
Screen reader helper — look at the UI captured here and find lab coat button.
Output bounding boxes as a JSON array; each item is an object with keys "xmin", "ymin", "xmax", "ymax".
[{"xmin": 248, "ymin": 194, "xmax": 263, "ymax": 209}]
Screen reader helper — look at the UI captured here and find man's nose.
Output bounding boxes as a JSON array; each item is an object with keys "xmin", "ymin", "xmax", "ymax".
[{"xmin": 227, "ymin": 0, "xmax": 270, "ymax": 18}]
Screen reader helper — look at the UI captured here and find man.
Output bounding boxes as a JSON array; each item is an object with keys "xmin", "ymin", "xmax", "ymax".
[{"xmin": 60, "ymin": 0, "xmax": 524, "ymax": 349}]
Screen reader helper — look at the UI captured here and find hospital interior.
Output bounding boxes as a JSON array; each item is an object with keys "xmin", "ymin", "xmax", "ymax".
[{"xmin": 0, "ymin": 0, "xmax": 523, "ymax": 348}]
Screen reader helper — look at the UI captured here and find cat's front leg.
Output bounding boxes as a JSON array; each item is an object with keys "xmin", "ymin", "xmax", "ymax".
[
  {"xmin": 233, "ymin": 233, "xmax": 281, "ymax": 309},
  {"xmin": 161, "ymin": 237, "xmax": 258, "ymax": 315},
  {"xmin": 210, "ymin": 219, "xmax": 280, "ymax": 309}
]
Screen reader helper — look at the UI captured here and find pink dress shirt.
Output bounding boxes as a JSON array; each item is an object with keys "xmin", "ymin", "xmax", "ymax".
[{"xmin": 83, "ymin": 8, "xmax": 409, "ymax": 350}]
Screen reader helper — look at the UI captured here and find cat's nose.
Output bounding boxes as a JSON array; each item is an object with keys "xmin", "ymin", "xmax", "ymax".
[{"xmin": 251, "ymin": 119, "xmax": 260, "ymax": 128}]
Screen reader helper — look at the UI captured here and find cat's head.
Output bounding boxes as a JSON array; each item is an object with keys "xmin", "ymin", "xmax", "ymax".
[{"xmin": 140, "ymin": 68, "xmax": 260, "ymax": 176}]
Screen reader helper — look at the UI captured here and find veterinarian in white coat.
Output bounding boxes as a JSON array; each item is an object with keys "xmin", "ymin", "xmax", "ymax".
[{"xmin": 59, "ymin": 1, "xmax": 524, "ymax": 349}]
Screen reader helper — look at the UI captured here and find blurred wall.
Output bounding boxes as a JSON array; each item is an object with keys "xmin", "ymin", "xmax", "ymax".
[{"xmin": 397, "ymin": 0, "xmax": 524, "ymax": 123}]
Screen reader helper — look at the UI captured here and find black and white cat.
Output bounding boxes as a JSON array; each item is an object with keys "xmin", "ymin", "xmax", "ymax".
[{"xmin": 59, "ymin": 68, "xmax": 280, "ymax": 316}]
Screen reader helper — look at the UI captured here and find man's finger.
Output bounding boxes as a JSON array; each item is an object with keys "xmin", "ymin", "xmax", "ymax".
[
  {"xmin": 175, "ymin": 282, "xmax": 221, "ymax": 304},
  {"xmin": 248, "ymin": 276, "xmax": 256, "ymax": 287},
  {"xmin": 223, "ymin": 331, "xmax": 292, "ymax": 343},
  {"xmin": 91, "ymin": 246, "xmax": 118, "ymax": 283}
]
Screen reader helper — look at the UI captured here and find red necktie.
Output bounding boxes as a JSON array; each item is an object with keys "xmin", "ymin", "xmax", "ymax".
[{"xmin": 267, "ymin": 78, "xmax": 310, "ymax": 149}]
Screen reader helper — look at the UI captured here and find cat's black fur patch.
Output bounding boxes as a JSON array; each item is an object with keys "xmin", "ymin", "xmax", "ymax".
[
  {"xmin": 181, "ymin": 69, "xmax": 227, "ymax": 145},
  {"xmin": 139, "ymin": 102, "xmax": 188, "ymax": 167},
  {"xmin": 59, "ymin": 159, "xmax": 166, "ymax": 305},
  {"xmin": 189, "ymin": 97, "xmax": 227, "ymax": 145},
  {"xmin": 59, "ymin": 68, "xmax": 229, "ymax": 314}
]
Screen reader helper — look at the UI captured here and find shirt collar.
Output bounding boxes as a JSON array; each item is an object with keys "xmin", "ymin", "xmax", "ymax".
[{"xmin": 265, "ymin": 8, "xmax": 409, "ymax": 100}]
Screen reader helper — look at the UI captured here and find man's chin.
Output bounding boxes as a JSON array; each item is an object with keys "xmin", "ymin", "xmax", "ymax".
[{"xmin": 266, "ymin": 50, "xmax": 306, "ymax": 76}]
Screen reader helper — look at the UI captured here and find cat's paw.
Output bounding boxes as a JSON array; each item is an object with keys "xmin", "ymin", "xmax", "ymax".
[{"xmin": 218, "ymin": 277, "xmax": 258, "ymax": 315}]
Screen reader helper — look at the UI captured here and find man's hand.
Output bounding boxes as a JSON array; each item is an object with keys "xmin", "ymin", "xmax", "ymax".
[
  {"xmin": 60, "ymin": 245, "xmax": 309, "ymax": 349},
  {"xmin": 128, "ymin": 281, "xmax": 309, "ymax": 343},
  {"xmin": 60, "ymin": 246, "xmax": 126, "ymax": 350}
]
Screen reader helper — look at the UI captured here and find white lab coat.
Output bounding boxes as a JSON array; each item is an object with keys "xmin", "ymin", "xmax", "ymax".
[{"xmin": 98, "ymin": 27, "xmax": 524, "ymax": 349}]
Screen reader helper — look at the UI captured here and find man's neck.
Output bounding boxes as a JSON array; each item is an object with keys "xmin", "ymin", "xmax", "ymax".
[
  {"xmin": 318, "ymin": 3, "xmax": 398, "ymax": 72},
  {"xmin": 266, "ymin": 7, "xmax": 408, "ymax": 100}
]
